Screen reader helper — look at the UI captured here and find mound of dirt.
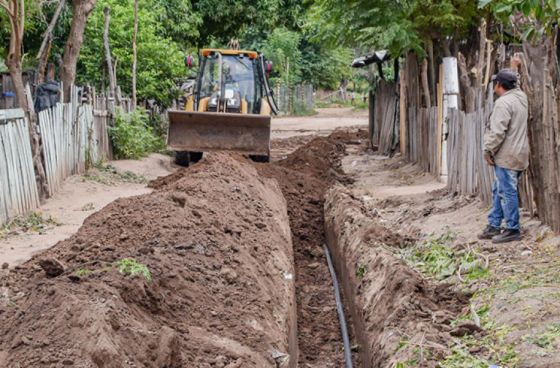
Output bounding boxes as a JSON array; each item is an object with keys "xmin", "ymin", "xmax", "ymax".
[
  {"xmin": 0, "ymin": 154, "xmax": 297, "ymax": 368},
  {"xmin": 325, "ymin": 186, "xmax": 468, "ymax": 367}
]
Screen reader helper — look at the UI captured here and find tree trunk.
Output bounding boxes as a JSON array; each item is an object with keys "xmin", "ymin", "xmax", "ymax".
[
  {"xmin": 60, "ymin": 0, "xmax": 97, "ymax": 101},
  {"xmin": 2, "ymin": 0, "xmax": 27, "ymax": 110},
  {"xmin": 2, "ymin": 0, "xmax": 50, "ymax": 198},
  {"xmin": 37, "ymin": 0, "xmax": 66, "ymax": 84},
  {"xmin": 131, "ymin": 0, "xmax": 138, "ymax": 110},
  {"xmin": 103, "ymin": 6, "xmax": 117, "ymax": 103}
]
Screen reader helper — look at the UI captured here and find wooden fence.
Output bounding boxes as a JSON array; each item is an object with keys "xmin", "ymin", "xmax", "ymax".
[
  {"xmin": 38, "ymin": 86, "xmax": 112, "ymax": 196},
  {"xmin": 371, "ymin": 80, "xmax": 398, "ymax": 155},
  {"xmin": 0, "ymin": 109, "xmax": 41, "ymax": 225},
  {"xmin": 0, "ymin": 85, "xmax": 113, "ymax": 225},
  {"xmin": 372, "ymin": 45, "xmax": 560, "ymax": 231}
]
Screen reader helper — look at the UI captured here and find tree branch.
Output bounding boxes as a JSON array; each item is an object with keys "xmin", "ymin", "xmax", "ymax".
[{"xmin": 37, "ymin": 0, "xmax": 66, "ymax": 59}]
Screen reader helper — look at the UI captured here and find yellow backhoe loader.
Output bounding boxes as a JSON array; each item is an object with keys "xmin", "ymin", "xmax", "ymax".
[{"xmin": 167, "ymin": 49, "xmax": 279, "ymax": 166}]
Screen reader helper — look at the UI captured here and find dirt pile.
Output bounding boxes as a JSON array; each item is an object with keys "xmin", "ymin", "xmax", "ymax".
[
  {"xmin": 324, "ymin": 186, "xmax": 469, "ymax": 367},
  {"xmin": 256, "ymin": 130, "xmax": 366, "ymax": 367},
  {"xmin": 0, "ymin": 154, "xmax": 297, "ymax": 368}
]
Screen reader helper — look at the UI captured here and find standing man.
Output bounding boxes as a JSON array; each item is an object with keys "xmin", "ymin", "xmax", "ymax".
[{"xmin": 478, "ymin": 69, "xmax": 529, "ymax": 243}]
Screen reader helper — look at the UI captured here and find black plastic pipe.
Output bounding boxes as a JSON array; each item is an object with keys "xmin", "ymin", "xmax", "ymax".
[{"xmin": 323, "ymin": 243, "xmax": 353, "ymax": 368}]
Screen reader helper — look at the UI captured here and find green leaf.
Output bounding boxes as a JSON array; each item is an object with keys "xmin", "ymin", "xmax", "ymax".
[
  {"xmin": 478, "ymin": 0, "xmax": 493, "ymax": 8},
  {"xmin": 521, "ymin": 27, "xmax": 535, "ymax": 41},
  {"xmin": 494, "ymin": 3, "xmax": 513, "ymax": 13}
]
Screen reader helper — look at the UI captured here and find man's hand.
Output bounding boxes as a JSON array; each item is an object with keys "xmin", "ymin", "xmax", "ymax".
[{"xmin": 484, "ymin": 151, "xmax": 495, "ymax": 166}]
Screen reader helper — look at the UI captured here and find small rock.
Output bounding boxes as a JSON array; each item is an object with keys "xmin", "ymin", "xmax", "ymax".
[
  {"xmin": 255, "ymin": 222, "xmax": 267, "ymax": 230},
  {"xmin": 171, "ymin": 192, "xmax": 188, "ymax": 207},
  {"xmin": 68, "ymin": 274, "xmax": 81, "ymax": 283},
  {"xmin": 450, "ymin": 321, "xmax": 483, "ymax": 337},
  {"xmin": 220, "ymin": 267, "xmax": 238, "ymax": 284},
  {"xmin": 1, "ymin": 262, "xmax": 8, "ymax": 269},
  {"xmin": 213, "ymin": 355, "xmax": 226, "ymax": 368},
  {"xmin": 521, "ymin": 250, "xmax": 532, "ymax": 256},
  {"xmin": 307, "ymin": 262, "xmax": 320, "ymax": 270},
  {"xmin": 38, "ymin": 258, "xmax": 65, "ymax": 277},
  {"xmin": 62, "ymin": 359, "xmax": 74, "ymax": 365}
]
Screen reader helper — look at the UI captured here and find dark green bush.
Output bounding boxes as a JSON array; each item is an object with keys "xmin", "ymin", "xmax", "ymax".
[{"xmin": 109, "ymin": 108, "xmax": 165, "ymax": 160}]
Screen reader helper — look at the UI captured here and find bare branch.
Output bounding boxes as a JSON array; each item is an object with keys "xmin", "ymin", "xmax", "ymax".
[{"xmin": 37, "ymin": 0, "xmax": 66, "ymax": 59}]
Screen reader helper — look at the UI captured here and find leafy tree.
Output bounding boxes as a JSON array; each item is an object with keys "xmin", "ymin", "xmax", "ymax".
[
  {"xmin": 479, "ymin": 0, "xmax": 560, "ymax": 40},
  {"xmin": 259, "ymin": 27, "xmax": 302, "ymax": 86},
  {"xmin": 77, "ymin": 0, "xmax": 186, "ymax": 105},
  {"xmin": 300, "ymin": 38, "xmax": 352, "ymax": 90},
  {"xmin": 309, "ymin": 0, "xmax": 479, "ymax": 56},
  {"xmin": 192, "ymin": 0, "xmax": 282, "ymax": 45}
]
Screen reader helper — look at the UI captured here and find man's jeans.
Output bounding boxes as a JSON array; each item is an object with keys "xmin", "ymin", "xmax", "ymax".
[{"xmin": 488, "ymin": 165, "xmax": 523, "ymax": 230}]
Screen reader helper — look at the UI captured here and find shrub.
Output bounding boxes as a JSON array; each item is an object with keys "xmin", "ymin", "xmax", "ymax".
[{"xmin": 109, "ymin": 108, "xmax": 165, "ymax": 160}]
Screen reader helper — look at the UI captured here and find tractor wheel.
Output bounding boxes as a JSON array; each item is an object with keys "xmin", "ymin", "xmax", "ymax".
[
  {"xmin": 249, "ymin": 154, "xmax": 270, "ymax": 163},
  {"xmin": 175, "ymin": 151, "xmax": 203, "ymax": 167}
]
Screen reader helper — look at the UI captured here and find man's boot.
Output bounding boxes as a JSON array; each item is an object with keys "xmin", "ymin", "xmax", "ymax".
[
  {"xmin": 478, "ymin": 225, "xmax": 501, "ymax": 240},
  {"xmin": 492, "ymin": 229, "xmax": 522, "ymax": 244}
]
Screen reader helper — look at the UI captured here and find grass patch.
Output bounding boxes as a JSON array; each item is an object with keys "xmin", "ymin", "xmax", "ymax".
[
  {"xmin": 522, "ymin": 323, "xmax": 560, "ymax": 351},
  {"xmin": 83, "ymin": 162, "xmax": 147, "ymax": 185},
  {"xmin": 398, "ymin": 232, "xmax": 489, "ymax": 282},
  {"xmin": 115, "ymin": 258, "xmax": 152, "ymax": 282},
  {"xmin": 0, "ymin": 212, "xmax": 60, "ymax": 239},
  {"xmin": 443, "ymin": 304, "xmax": 519, "ymax": 367},
  {"xmin": 74, "ymin": 268, "xmax": 92, "ymax": 277}
]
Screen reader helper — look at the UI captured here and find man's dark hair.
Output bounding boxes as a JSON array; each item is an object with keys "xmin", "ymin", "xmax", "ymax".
[{"xmin": 493, "ymin": 69, "xmax": 518, "ymax": 90}]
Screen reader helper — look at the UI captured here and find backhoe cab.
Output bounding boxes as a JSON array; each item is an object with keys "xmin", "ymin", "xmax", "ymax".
[{"xmin": 167, "ymin": 49, "xmax": 278, "ymax": 166}]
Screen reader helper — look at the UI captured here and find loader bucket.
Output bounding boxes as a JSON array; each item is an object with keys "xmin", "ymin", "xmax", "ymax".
[{"xmin": 167, "ymin": 111, "xmax": 271, "ymax": 156}]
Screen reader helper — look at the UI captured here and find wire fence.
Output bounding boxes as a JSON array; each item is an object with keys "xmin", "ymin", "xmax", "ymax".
[{"xmin": 274, "ymin": 84, "xmax": 314, "ymax": 115}]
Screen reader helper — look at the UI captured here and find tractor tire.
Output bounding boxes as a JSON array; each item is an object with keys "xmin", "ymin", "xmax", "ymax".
[
  {"xmin": 249, "ymin": 154, "xmax": 270, "ymax": 163},
  {"xmin": 175, "ymin": 151, "xmax": 203, "ymax": 167}
]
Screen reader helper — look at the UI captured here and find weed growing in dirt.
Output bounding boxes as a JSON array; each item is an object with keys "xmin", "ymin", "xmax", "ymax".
[
  {"xmin": 522, "ymin": 323, "xmax": 560, "ymax": 351},
  {"xmin": 74, "ymin": 268, "xmax": 92, "ymax": 277},
  {"xmin": 116, "ymin": 258, "xmax": 152, "ymax": 282},
  {"xmin": 398, "ymin": 233, "xmax": 488, "ymax": 282},
  {"xmin": 0, "ymin": 212, "xmax": 60, "ymax": 239},
  {"xmin": 444, "ymin": 305, "xmax": 519, "ymax": 367},
  {"xmin": 356, "ymin": 264, "xmax": 366, "ymax": 279},
  {"xmin": 83, "ymin": 162, "xmax": 147, "ymax": 185}
]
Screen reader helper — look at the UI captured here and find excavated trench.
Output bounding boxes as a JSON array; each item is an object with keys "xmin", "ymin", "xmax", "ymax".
[{"xmin": 0, "ymin": 129, "xmax": 468, "ymax": 368}]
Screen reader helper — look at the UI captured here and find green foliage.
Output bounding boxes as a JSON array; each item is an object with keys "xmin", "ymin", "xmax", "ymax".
[
  {"xmin": 116, "ymin": 258, "xmax": 152, "ymax": 282},
  {"xmin": 193, "ymin": 0, "xmax": 283, "ymax": 45},
  {"xmin": 300, "ymin": 40, "xmax": 353, "ymax": 90},
  {"xmin": 260, "ymin": 27, "xmax": 303, "ymax": 86},
  {"xmin": 309, "ymin": 0, "xmax": 479, "ymax": 56},
  {"xmin": 108, "ymin": 109, "xmax": 164, "ymax": 160},
  {"xmin": 356, "ymin": 264, "xmax": 366, "ymax": 279},
  {"xmin": 479, "ymin": 0, "xmax": 560, "ymax": 40},
  {"xmin": 75, "ymin": 268, "xmax": 92, "ymax": 277},
  {"xmin": 1, "ymin": 212, "xmax": 60, "ymax": 239},
  {"xmin": 78, "ymin": 0, "xmax": 187, "ymax": 105},
  {"xmin": 522, "ymin": 323, "xmax": 560, "ymax": 350},
  {"xmin": 399, "ymin": 232, "xmax": 489, "ymax": 281}
]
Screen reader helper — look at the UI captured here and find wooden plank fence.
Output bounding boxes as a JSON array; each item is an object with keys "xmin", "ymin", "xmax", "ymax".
[
  {"xmin": 372, "ymin": 80, "xmax": 398, "ymax": 155},
  {"xmin": 0, "ymin": 109, "xmax": 40, "ymax": 225},
  {"xmin": 38, "ymin": 86, "xmax": 111, "ymax": 196}
]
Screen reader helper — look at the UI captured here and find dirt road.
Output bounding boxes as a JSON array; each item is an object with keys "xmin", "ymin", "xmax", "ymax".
[{"xmin": 272, "ymin": 107, "xmax": 367, "ymax": 139}]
